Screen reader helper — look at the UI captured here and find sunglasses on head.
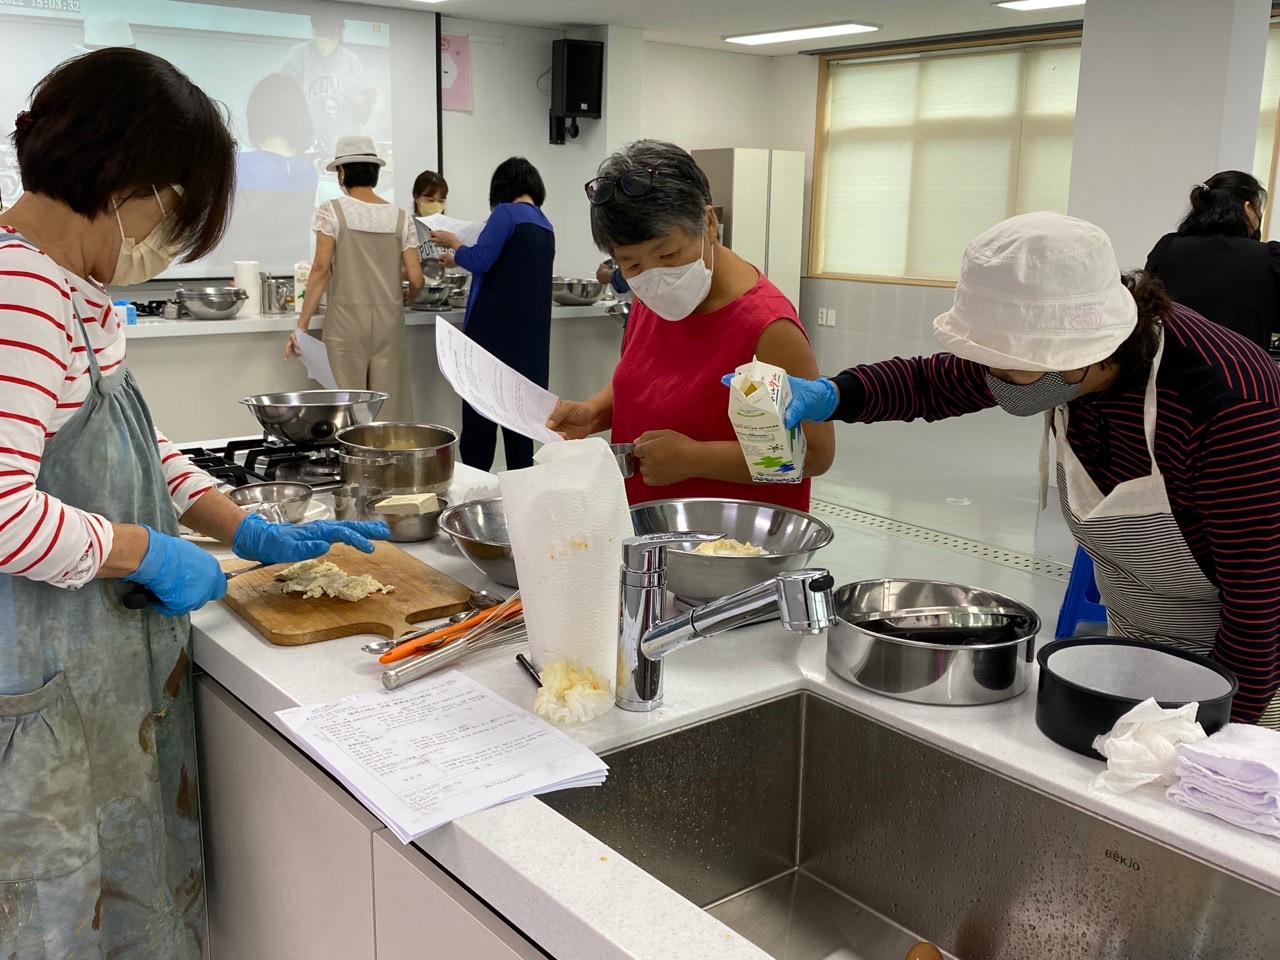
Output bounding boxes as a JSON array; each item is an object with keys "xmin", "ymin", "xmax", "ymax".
[{"xmin": 584, "ymin": 167, "xmax": 666, "ymax": 205}]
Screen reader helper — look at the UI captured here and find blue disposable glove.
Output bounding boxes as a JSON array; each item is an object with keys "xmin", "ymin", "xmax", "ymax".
[
  {"xmin": 124, "ymin": 525, "xmax": 228, "ymax": 617},
  {"xmin": 720, "ymin": 373, "xmax": 839, "ymax": 429},
  {"xmin": 232, "ymin": 512, "xmax": 390, "ymax": 564}
]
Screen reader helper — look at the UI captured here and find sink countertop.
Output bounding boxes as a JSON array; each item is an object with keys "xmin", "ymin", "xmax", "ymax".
[
  {"xmin": 123, "ymin": 303, "xmax": 615, "ymax": 339},
  {"xmin": 191, "ymin": 465, "xmax": 1280, "ymax": 960}
]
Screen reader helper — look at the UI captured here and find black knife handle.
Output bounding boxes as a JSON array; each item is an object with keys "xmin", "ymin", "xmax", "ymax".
[{"xmin": 123, "ymin": 585, "xmax": 159, "ymax": 610}]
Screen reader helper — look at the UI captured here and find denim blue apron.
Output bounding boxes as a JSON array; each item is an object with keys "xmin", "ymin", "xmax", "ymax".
[{"xmin": 0, "ymin": 276, "xmax": 203, "ymax": 957}]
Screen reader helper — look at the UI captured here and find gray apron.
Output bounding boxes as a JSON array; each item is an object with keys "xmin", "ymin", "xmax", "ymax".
[
  {"xmin": 1056, "ymin": 332, "xmax": 1280, "ymax": 728},
  {"xmin": 0, "ymin": 285, "xmax": 203, "ymax": 957},
  {"xmin": 323, "ymin": 202, "xmax": 415, "ymax": 421}
]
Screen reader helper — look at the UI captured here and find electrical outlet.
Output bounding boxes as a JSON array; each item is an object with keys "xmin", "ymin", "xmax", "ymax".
[
  {"xmin": 827, "ymin": 309, "xmax": 837, "ymax": 328},
  {"xmin": 817, "ymin": 308, "xmax": 828, "ymax": 327}
]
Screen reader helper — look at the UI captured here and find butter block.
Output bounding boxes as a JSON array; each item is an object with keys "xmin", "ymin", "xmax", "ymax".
[{"xmin": 373, "ymin": 492, "xmax": 439, "ymax": 515}]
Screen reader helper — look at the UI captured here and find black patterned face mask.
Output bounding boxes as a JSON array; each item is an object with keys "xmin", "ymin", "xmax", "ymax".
[{"xmin": 984, "ymin": 370, "xmax": 1083, "ymax": 417}]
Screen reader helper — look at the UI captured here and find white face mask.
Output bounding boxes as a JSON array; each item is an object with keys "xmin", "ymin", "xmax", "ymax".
[
  {"xmin": 626, "ymin": 235, "xmax": 714, "ymax": 322},
  {"xmin": 112, "ymin": 186, "xmax": 182, "ymax": 285}
]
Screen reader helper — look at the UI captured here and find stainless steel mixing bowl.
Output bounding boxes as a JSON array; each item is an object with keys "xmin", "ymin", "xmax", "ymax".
[
  {"xmin": 228, "ymin": 481, "xmax": 312, "ymax": 523},
  {"xmin": 240, "ymin": 390, "xmax": 387, "ymax": 445},
  {"xmin": 629, "ymin": 498, "xmax": 835, "ymax": 603},
  {"xmin": 437, "ymin": 497, "xmax": 517, "ymax": 587},
  {"xmin": 367, "ymin": 496, "xmax": 448, "ymax": 543},
  {"xmin": 827, "ymin": 579, "xmax": 1041, "ymax": 705},
  {"xmin": 178, "ymin": 286, "xmax": 248, "ymax": 320},
  {"xmin": 551, "ymin": 278, "xmax": 606, "ymax": 306}
]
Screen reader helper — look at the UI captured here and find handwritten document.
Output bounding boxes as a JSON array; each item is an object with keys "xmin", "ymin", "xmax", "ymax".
[
  {"xmin": 277, "ymin": 671, "xmax": 607, "ymax": 842},
  {"xmin": 435, "ymin": 319, "xmax": 562, "ymax": 445}
]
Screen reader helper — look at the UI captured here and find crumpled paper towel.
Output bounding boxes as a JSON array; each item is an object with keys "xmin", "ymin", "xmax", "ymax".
[
  {"xmin": 1090, "ymin": 698, "xmax": 1207, "ymax": 794},
  {"xmin": 499, "ymin": 438, "xmax": 631, "ymax": 695}
]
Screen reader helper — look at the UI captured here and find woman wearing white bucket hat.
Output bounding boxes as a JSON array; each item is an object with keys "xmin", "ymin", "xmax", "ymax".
[{"xmin": 778, "ymin": 211, "xmax": 1280, "ymax": 727}]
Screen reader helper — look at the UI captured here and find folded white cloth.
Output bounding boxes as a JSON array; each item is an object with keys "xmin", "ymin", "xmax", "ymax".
[
  {"xmin": 1174, "ymin": 756, "xmax": 1280, "ymax": 815},
  {"xmin": 1175, "ymin": 723, "xmax": 1280, "ymax": 788},
  {"xmin": 1166, "ymin": 780, "xmax": 1280, "ymax": 839}
]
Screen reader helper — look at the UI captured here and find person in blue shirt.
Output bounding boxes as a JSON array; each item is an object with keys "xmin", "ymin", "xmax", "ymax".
[{"xmin": 431, "ymin": 158, "xmax": 555, "ymax": 470}]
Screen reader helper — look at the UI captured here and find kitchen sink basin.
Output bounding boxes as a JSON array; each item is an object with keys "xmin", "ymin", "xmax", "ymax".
[{"xmin": 540, "ymin": 693, "xmax": 1280, "ymax": 959}]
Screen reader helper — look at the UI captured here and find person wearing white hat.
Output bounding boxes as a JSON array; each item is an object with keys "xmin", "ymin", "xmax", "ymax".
[
  {"xmin": 776, "ymin": 211, "xmax": 1280, "ymax": 728},
  {"xmin": 287, "ymin": 135, "xmax": 423, "ymax": 421}
]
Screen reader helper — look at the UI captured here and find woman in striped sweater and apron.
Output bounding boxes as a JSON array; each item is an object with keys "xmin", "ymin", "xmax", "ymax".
[{"xmin": 784, "ymin": 212, "xmax": 1280, "ymax": 728}]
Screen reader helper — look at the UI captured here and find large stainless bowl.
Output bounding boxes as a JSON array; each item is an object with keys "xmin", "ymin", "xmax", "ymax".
[
  {"xmin": 228, "ymin": 482, "xmax": 312, "ymax": 523},
  {"xmin": 336, "ymin": 422, "xmax": 457, "ymax": 496},
  {"xmin": 437, "ymin": 498, "xmax": 517, "ymax": 587},
  {"xmin": 179, "ymin": 286, "xmax": 248, "ymax": 320},
  {"xmin": 552, "ymin": 278, "xmax": 606, "ymax": 306},
  {"xmin": 240, "ymin": 390, "xmax": 387, "ymax": 445},
  {"xmin": 827, "ymin": 579, "xmax": 1040, "ymax": 706},
  {"xmin": 629, "ymin": 499, "xmax": 835, "ymax": 603}
]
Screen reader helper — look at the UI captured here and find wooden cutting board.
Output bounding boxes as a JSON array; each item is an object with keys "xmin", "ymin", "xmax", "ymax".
[{"xmin": 221, "ymin": 542, "xmax": 474, "ymax": 646}]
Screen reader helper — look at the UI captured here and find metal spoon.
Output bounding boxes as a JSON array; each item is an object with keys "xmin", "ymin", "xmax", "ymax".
[{"xmin": 359, "ymin": 592, "xmax": 501, "ymax": 655}]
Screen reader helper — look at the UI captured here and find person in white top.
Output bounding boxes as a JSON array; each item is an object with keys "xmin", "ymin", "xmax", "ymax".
[
  {"xmin": 287, "ymin": 135, "xmax": 424, "ymax": 421},
  {"xmin": 0, "ymin": 50, "xmax": 387, "ymax": 958}
]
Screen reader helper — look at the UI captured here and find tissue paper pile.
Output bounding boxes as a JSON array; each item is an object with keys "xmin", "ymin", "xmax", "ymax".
[
  {"xmin": 499, "ymin": 438, "xmax": 632, "ymax": 715},
  {"xmin": 1090, "ymin": 698, "xmax": 1206, "ymax": 794},
  {"xmin": 1167, "ymin": 724, "xmax": 1280, "ymax": 838}
]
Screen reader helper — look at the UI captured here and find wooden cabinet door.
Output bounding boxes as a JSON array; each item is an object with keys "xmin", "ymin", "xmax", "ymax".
[
  {"xmin": 196, "ymin": 676, "xmax": 382, "ymax": 960},
  {"xmin": 372, "ymin": 831, "xmax": 549, "ymax": 960}
]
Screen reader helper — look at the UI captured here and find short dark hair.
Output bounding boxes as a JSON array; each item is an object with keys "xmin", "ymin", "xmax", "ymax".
[
  {"xmin": 413, "ymin": 170, "xmax": 448, "ymax": 199},
  {"xmin": 489, "ymin": 157, "xmax": 545, "ymax": 208},
  {"xmin": 246, "ymin": 73, "xmax": 311, "ymax": 155},
  {"xmin": 13, "ymin": 48, "xmax": 236, "ymax": 263},
  {"xmin": 589, "ymin": 140, "xmax": 713, "ymax": 254},
  {"xmin": 1177, "ymin": 170, "xmax": 1266, "ymax": 238},
  {"xmin": 339, "ymin": 161, "xmax": 380, "ymax": 188}
]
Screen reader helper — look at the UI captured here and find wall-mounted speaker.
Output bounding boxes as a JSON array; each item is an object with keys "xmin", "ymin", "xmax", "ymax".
[{"xmin": 551, "ymin": 39, "xmax": 604, "ymax": 119}]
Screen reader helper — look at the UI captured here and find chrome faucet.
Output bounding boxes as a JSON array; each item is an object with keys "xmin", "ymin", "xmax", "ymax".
[{"xmin": 616, "ymin": 534, "xmax": 836, "ymax": 712}]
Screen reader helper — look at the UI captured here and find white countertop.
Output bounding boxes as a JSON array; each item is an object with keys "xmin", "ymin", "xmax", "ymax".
[
  {"xmin": 190, "ymin": 465, "xmax": 1280, "ymax": 960},
  {"xmin": 124, "ymin": 303, "xmax": 615, "ymax": 339}
]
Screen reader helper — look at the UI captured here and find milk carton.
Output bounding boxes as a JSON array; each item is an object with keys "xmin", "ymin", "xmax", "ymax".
[{"xmin": 727, "ymin": 357, "xmax": 806, "ymax": 483}]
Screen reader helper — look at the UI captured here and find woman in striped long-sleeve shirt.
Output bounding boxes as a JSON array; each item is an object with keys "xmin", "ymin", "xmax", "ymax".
[
  {"xmin": 784, "ymin": 212, "xmax": 1280, "ymax": 727},
  {"xmin": 0, "ymin": 50, "xmax": 386, "ymax": 959}
]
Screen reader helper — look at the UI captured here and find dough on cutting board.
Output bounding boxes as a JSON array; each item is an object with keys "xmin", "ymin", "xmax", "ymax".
[{"xmin": 276, "ymin": 559, "xmax": 395, "ymax": 601}]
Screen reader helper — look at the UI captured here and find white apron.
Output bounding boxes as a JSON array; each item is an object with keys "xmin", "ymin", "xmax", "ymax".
[{"xmin": 1055, "ymin": 333, "xmax": 1280, "ymax": 728}]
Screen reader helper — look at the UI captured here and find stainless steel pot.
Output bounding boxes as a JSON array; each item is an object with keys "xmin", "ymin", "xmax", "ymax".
[
  {"xmin": 240, "ymin": 390, "xmax": 387, "ymax": 445},
  {"xmin": 335, "ymin": 422, "xmax": 457, "ymax": 496},
  {"xmin": 827, "ymin": 579, "xmax": 1040, "ymax": 705}
]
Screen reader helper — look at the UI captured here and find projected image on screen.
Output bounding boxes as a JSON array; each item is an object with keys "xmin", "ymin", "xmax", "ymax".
[{"xmin": 1, "ymin": 0, "xmax": 440, "ymax": 281}]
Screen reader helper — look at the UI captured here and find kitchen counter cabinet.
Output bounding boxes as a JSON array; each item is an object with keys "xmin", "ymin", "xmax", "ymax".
[
  {"xmin": 196, "ymin": 674, "xmax": 381, "ymax": 960},
  {"xmin": 372, "ymin": 832, "xmax": 548, "ymax": 960}
]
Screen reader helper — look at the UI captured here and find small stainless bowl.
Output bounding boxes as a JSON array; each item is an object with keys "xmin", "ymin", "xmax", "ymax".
[
  {"xmin": 366, "ymin": 496, "xmax": 448, "ymax": 543},
  {"xmin": 437, "ymin": 497, "xmax": 517, "ymax": 587},
  {"xmin": 610, "ymin": 442, "xmax": 636, "ymax": 478},
  {"xmin": 827, "ymin": 579, "xmax": 1040, "ymax": 706},
  {"xmin": 552, "ymin": 278, "xmax": 606, "ymax": 306},
  {"xmin": 333, "ymin": 484, "xmax": 383, "ymax": 521},
  {"xmin": 411, "ymin": 283, "xmax": 451, "ymax": 306},
  {"xmin": 178, "ymin": 286, "xmax": 248, "ymax": 320},
  {"xmin": 229, "ymin": 482, "xmax": 312, "ymax": 523}
]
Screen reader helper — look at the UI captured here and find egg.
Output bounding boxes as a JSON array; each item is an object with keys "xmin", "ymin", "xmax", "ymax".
[{"xmin": 903, "ymin": 943, "xmax": 945, "ymax": 960}]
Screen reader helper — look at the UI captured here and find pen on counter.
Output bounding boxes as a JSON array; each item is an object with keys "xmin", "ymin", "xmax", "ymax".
[{"xmin": 515, "ymin": 653, "xmax": 541, "ymax": 688}]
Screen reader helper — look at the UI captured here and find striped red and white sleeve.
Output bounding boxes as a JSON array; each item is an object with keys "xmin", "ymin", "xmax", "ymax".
[
  {"xmin": 830, "ymin": 352, "xmax": 998, "ymax": 423},
  {"xmin": 1192, "ymin": 399, "xmax": 1280, "ymax": 723},
  {"xmin": 0, "ymin": 244, "xmax": 113, "ymax": 586},
  {"xmin": 155, "ymin": 430, "xmax": 216, "ymax": 515}
]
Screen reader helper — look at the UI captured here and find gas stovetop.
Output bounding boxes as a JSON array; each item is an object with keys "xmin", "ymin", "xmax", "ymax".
[{"xmin": 180, "ymin": 437, "xmax": 344, "ymax": 492}]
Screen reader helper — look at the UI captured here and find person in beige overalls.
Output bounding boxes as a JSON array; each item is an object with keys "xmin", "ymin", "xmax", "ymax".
[{"xmin": 288, "ymin": 135, "xmax": 423, "ymax": 421}]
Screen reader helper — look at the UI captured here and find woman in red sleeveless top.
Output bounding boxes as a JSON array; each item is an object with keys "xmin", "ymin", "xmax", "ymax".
[{"xmin": 546, "ymin": 141, "xmax": 834, "ymax": 510}]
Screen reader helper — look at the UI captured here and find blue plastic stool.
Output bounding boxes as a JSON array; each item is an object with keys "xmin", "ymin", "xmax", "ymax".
[{"xmin": 1055, "ymin": 546, "xmax": 1108, "ymax": 639}]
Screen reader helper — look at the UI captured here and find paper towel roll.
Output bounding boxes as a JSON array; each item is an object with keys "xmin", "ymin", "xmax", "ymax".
[
  {"xmin": 499, "ymin": 438, "xmax": 631, "ymax": 690},
  {"xmin": 233, "ymin": 260, "xmax": 261, "ymax": 316}
]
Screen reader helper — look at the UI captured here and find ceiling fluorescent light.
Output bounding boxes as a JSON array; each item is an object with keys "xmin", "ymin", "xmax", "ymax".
[
  {"xmin": 725, "ymin": 22, "xmax": 879, "ymax": 46},
  {"xmin": 995, "ymin": 0, "xmax": 1085, "ymax": 11}
]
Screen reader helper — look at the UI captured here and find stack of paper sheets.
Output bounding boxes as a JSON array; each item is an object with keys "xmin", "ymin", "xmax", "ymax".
[{"xmin": 277, "ymin": 671, "xmax": 608, "ymax": 842}]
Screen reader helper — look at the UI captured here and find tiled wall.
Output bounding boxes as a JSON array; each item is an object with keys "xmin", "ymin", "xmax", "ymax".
[{"xmin": 798, "ymin": 277, "xmax": 1075, "ymax": 564}]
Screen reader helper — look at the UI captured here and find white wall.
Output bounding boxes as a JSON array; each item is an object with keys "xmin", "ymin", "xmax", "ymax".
[
  {"xmin": 438, "ymin": 18, "xmax": 609, "ymax": 278},
  {"xmin": 640, "ymin": 43, "xmax": 775, "ymax": 149}
]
